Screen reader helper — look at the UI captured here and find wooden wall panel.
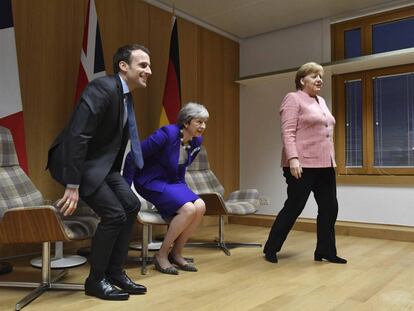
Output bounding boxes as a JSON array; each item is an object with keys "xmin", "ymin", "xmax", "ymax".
[
  {"xmin": 96, "ymin": 0, "xmax": 150, "ymax": 136},
  {"xmin": 146, "ymin": 6, "xmax": 171, "ymax": 134},
  {"xmin": 198, "ymin": 28, "xmax": 225, "ymax": 180},
  {"xmin": 178, "ymin": 17, "xmax": 199, "ymax": 104},
  {"xmin": 197, "ymin": 28, "xmax": 240, "ymax": 193},
  {"xmin": 222, "ymin": 39, "xmax": 240, "ymax": 193},
  {"xmin": 13, "ymin": 0, "xmax": 88, "ymax": 200}
]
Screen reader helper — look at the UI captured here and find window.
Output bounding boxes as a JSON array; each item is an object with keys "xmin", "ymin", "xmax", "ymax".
[
  {"xmin": 345, "ymin": 79, "xmax": 363, "ymax": 167},
  {"xmin": 372, "ymin": 17, "xmax": 414, "ymax": 54},
  {"xmin": 344, "ymin": 28, "xmax": 362, "ymax": 58},
  {"xmin": 331, "ymin": 6, "xmax": 414, "ymax": 61},
  {"xmin": 332, "ymin": 6, "xmax": 414, "ymax": 183},
  {"xmin": 373, "ymin": 72, "xmax": 414, "ymax": 167},
  {"xmin": 334, "ymin": 64, "xmax": 414, "ymax": 177}
]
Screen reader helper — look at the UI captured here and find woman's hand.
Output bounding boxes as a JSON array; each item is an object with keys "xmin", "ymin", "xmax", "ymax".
[
  {"xmin": 289, "ymin": 158, "xmax": 302, "ymax": 179},
  {"xmin": 57, "ymin": 187, "xmax": 79, "ymax": 216}
]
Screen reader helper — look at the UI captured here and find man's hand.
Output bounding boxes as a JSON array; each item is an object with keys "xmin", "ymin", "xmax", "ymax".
[
  {"xmin": 289, "ymin": 158, "xmax": 303, "ymax": 179},
  {"xmin": 57, "ymin": 187, "xmax": 79, "ymax": 216}
]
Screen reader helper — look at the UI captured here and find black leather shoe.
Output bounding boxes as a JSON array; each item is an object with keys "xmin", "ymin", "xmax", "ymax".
[
  {"xmin": 107, "ymin": 272, "xmax": 147, "ymax": 295},
  {"xmin": 264, "ymin": 251, "xmax": 278, "ymax": 263},
  {"xmin": 314, "ymin": 254, "xmax": 347, "ymax": 264},
  {"xmin": 85, "ymin": 277, "xmax": 129, "ymax": 300}
]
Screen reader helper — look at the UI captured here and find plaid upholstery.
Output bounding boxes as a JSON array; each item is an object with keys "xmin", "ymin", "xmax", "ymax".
[
  {"xmin": 185, "ymin": 170, "xmax": 225, "ymax": 196},
  {"xmin": 186, "ymin": 147, "xmax": 210, "ymax": 171},
  {"xmin": 185, "ymin": 146, "xmax": 259, "ymax": 216},
  {"xmin": 226, "ymin": 189, "xmax": 260, "ymax": 215},
  {"xmin": 0, "ymin": 126, "xmax": 97, "ymax": 240},
  {"xmin": 0, "ymin": 166, "xmax": 44, "ymax": 217},
  {"xmin": 227, "ymin": 189, "xmax": 260, "ymax": 203},
  {"xmin": 0, "ymin": 127, "xmax": 19, "ymax": 166}
]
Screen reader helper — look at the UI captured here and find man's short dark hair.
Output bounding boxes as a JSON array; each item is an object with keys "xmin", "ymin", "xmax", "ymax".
[{"xmin": 113, "ymin": 44, "xmax": 150, "ymax": 74}]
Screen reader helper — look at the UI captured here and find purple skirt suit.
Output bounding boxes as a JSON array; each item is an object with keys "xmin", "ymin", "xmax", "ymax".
[{"xmin": 123, "ymin": 124, "xmax": 202, "ymax": 219}]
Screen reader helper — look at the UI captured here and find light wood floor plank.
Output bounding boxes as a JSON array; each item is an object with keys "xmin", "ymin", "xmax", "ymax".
[{"xmin": 1, "ymin": 224, "xmax": 414, "ymax": 311}]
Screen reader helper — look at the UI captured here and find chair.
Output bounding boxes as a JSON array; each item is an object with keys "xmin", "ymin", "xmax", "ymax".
[
  {"xmin": 30, "ymin": 200, "xmax": 99, "ymax": 269},
  {"xmin": 129, "ymin": 185, "xmax": 163, "ymax": 253},
  {"xmin": 185, "ymin": 146, "xmax": 262, "ymax": 255},
  {"xmin": 129, "ymin": 189, "xmax": 169, "ymax": 275},
  {"xmin": 30, "ymin": 200, "xmax": 97, "ymax": 269},
  {"xmin": 129, "ymin": 188, "xmax": 194, "ymax": 275},
  {"xmin": 0, "ymin": 126, "xmax": 98, "ymax": 310}
]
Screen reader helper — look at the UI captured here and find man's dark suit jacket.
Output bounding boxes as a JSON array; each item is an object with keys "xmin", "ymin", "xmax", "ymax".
[{"xmin": 47, "ymin": 75, "xmax": 129, "ymax": 197}]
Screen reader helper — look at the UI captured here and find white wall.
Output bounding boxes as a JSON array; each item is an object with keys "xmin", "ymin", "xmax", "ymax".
[
  {"xmin": 240, "ymin": 19, "xmax": 331, "ymax": 77},
  {"xmin": 239, "ymin": 19, "xmax": 414, "ymax": 227}
]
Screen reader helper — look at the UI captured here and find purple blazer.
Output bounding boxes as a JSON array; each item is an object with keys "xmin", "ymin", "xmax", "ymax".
[{"xmin": 123, "ymin": 124, "xmax": 202, "ymax": 192}]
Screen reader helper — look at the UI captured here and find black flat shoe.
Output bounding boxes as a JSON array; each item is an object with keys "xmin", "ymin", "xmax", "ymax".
[
  {"xmin": 107, "ymin": 271, "xmax": 147, "ymax": 295},
  {"xmin": 154, "ymin": 256, "xmax": 179, "ymax": 275},
  {"xmin": 314, "ymin": 254, "xmax": 347, "ymax": 264},
  {"xmin": 85, "ymin": 277, "xmax": 129, "ymax": 300},
  {"xmin": 168, "ymin": 254, "xmax": 198, "ymax": 272},
  {"xmin": 264, "ymin": 251, "xmax": 278, "ymax": 263}
]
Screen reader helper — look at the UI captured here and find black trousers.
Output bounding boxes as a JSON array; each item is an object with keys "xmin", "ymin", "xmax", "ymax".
[
  {"xmin": 82, "ymin": 170, "xmax": 140, "ymax": 280},
  {"xmin": 264, "ymin": 167, "xmax": 338, "ymax": 256}
]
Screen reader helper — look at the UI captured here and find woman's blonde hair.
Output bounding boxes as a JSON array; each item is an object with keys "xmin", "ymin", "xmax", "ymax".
[{"xmin": 295, "ymin": 62, "xmax": 324, "ymax": 90}]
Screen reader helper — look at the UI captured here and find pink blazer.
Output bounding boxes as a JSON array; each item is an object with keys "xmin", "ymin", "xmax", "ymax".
[{"xmin": 280, "ymin": 90, "xmax": 336, "ymax": 168}]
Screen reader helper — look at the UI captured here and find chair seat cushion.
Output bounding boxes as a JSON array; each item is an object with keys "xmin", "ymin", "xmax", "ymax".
[
  {"xmin": 62, "ymin": 215, "xmax": 99, "ymax": 240},
  {"xmin": 224, "ymin": 201, "xmax": 258, "ymax": 215},
  {"xmin": 138, "ymin": 210, "xmax": 169, "ymax": 225}
]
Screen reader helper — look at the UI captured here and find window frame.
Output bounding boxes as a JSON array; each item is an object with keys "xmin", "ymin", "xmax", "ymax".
[
  {"xmin": 331, "ymin": 5, "xmax": 414, "ymax": 61},
  {"xmin": 333, "ymin": 63, "xmax": 414, "ymax": 180},
  {"xmin": 332, "ymin": 6, "xmax": 414, "ymax": 184}
]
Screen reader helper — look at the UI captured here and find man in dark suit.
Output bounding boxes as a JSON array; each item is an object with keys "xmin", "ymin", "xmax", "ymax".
[{"xmin": 47, "ymin": 44, "xmax": 151, "ymax": 300}]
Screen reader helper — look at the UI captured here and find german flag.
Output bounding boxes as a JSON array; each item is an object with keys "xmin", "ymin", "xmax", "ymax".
[{"xmin": 159, "ymin": 16, "xmax": 181, "ymax": 126}]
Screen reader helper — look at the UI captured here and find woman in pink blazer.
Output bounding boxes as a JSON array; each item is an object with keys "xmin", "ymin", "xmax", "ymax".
[{"xmin": 263, "ymin": 62, "xmax": 346, "ymax": 264}]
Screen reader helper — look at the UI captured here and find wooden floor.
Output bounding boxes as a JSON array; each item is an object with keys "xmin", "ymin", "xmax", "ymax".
[{"xmin": 1, "ymin": 224, "xmax": 414, "ymax": 311}]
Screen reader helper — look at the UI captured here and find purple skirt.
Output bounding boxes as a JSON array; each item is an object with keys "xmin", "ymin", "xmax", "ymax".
[{"xmin": 136, "ymin": 183, "xmax": 199, "ymax": 219}]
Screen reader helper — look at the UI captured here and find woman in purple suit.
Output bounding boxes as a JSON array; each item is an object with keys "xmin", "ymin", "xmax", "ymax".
[{"xmin": 123, "ymin": 103, "xmax": 208, "ymax": 275}]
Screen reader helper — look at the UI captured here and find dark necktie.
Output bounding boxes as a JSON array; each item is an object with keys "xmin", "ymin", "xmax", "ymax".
[{"xmin": 125, "ymin": 93, "xmax": 144, "ymax": 169}]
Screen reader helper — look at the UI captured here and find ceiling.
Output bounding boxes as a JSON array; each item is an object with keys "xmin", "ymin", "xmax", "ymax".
[{"xmin": 148, "ymin": 0, "xmax": 412, "ymax": 39}]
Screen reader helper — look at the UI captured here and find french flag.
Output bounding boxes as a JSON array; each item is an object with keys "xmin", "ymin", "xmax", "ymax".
[
  {"xmin": 0, "ymin": 0, "xmax": 28, "ymax": 173},
  {"xmin": 74, "ymin": 0, "xmax": 106, "ymax": 104}
]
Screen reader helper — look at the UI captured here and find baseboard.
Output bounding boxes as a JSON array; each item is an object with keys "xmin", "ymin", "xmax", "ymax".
[{"xmin": 228, "ymin": 215, "xmax": 414, "ymax": 242}]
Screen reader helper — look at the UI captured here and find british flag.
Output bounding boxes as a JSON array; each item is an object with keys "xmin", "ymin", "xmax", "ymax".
[
  {"xmin": 0, "ymin": 0, "xmax": 28, "ymax": 173},
  {"xmin": 74, "ymin": 0, "xmax": 106, "ymax": 104}
]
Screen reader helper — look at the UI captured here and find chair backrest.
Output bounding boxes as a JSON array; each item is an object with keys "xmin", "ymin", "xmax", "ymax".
[
  {"xmin": 0, "ymin": 127, "xmax": 43, "ymax": 217},
  {"xmin": 185, "ymin": 146, "xmax": 225, "ymax": 197},
  {"xmin": 130, "ymin": 184, "xmax": 155, "ymax": 212}
]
